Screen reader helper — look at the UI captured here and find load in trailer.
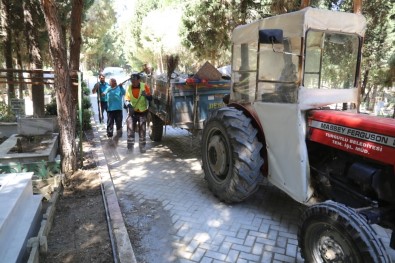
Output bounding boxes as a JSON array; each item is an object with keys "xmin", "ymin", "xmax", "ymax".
[
  {"xmin": 201, "ymin": 7, "xmax": 394, "ymax": 262},
  {"xmin": 146, "ymin": 76, "xmax": 230, "ymax": 141}
]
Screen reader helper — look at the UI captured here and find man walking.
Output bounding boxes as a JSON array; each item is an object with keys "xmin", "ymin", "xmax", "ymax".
[
  {"xmin": 104, "ymin": 78, "xmax": 125, "ymax": 139},
  {"xmin": 92, "ymin": 74, "xmax": 109, "ymax": 123},
  {"xmin": 125, "ymin": 73, "xmax": 152, "ymax": 152}
]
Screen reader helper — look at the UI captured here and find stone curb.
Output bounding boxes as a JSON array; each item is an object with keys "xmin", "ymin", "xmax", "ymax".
[
  {"xmin": 90, "ymin": 120, "xmax": 137, "ymax": 263},
  {"xmin": 26, "ymin": 175, "xmax": 63, "ymax": 263}
]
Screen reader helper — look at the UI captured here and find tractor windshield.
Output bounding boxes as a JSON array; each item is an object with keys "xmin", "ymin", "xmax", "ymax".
[
  {"xmin": 231, "ymin": 29, "xmax": 362, "ymax": 108},
  {"xmin": 303, "ymin": 30, "xmax": 360, "ymax": 91}
]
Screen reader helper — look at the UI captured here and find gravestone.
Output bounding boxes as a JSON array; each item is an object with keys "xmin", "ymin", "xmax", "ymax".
[{"xmin": 10, "ymin": 99, "xmax": 25, "ymax": 118}]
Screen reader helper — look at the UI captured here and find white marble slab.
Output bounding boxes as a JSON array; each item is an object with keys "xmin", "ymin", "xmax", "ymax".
[{"xmin": 0, "ymin": 172, "xmax": 42, "ymax": 263}]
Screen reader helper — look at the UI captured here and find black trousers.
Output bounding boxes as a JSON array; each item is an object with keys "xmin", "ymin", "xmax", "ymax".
[
  {"xmin": 126, "ymin": 110, "xmax": 147, "ymax": 147},
  {"xmin": 107, "ymin": 110, "xmax": 123, "ymax": 137}
]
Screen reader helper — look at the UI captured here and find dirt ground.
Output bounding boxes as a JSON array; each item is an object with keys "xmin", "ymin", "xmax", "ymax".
[
  {"xmin": 40, "ymin": 135, "xmax": 113, "ymax": 263},
  {"xmin": 38, "ymin": 129, "xmax": 174, "ymax": 263},
  {"xmin": 8, "ymin": 134, "xmax": 54, "ymax": 153}
]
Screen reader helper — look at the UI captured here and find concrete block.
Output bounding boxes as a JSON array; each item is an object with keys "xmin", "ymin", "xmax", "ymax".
[
  {"xmin": 0, "ymin": 122, "xmax": 18, "ymax": 137},
  {"xmin": 26, "ymin": 237, "xmax": 39, "ymax": 250},
  {"xmin": 26, "ymin": 241, "xmax": 39, "ymax": 263},
  {"xmin": 0, "ymin": 173, "xmax": 43, "ymax": 263},
  {"xmin": 0, "ymin": 133, "xmax": 59, "ymax": 165},
  {"xmin": 39, "ymin": 236, "xmax": 48, "ymax": 253},
  {"xmin": 17, "ymin": 117, "xmax": 58, "ymax": 135}
]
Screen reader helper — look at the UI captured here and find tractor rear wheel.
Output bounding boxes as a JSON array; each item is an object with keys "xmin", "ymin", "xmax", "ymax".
[
  {"xmin": 147, "ymin": 112, "xmax": 163, "ymax": 142},
  {"xmin": 298, "ymin": 200, "xmax": 390, "ymax": 263},
  {"xmin": 201, "ymin": 107, "xmax": 264, "ymax": 203}
]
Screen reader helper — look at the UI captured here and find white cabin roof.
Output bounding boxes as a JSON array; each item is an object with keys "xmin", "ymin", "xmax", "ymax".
[{"xmin": 232, "ymin": 7, "xmax": 367, "ymax": 45}]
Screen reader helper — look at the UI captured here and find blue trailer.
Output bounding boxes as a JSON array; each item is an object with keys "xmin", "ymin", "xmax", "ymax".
[{"xmin": 147, "ymin": 77, "xmax": 230, "ymax": 141}]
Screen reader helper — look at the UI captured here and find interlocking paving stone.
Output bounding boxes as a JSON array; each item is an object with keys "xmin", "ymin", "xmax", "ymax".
[{"xmin": 90, "ymin": 94, "xmax": 394, "ymax": 263}]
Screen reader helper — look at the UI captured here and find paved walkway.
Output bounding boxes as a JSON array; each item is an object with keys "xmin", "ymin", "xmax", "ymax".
[{"xmin": 89, "ymin": 94, "xmax": 394, "ymax": 263}]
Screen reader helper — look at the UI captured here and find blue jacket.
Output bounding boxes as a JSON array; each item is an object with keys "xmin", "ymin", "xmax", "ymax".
[
  {"xmin": 105, "ymin": 86, "xmax": 125, "ymax": 111},
  {"xmin": 97, "ymin": 82, "xmax": 110, "ymax": 102}
]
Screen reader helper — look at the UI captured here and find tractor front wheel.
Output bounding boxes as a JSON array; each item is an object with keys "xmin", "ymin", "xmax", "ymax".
[
  {"xmin": 201, "ymin": 107, "xmax": 264, "ymax": 203},
  {"xmin": 298, "ymin": 200, "xmax": 390, "ymax": 263}
]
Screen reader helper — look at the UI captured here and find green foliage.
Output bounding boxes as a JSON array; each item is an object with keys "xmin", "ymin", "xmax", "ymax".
[
  {"xmin": 121, "ymin": 0, "xmax": 161, "ymax": 71},
  {"xmin": 140, "ymin": 7, "xmax": 183, "ymax": 64},
  {"xmin": 77, "ymin": 108, "xmax": 92, "ymax": 131},
  {"xmin": 82, "ymin": 82, "xmax": 91, "ymax": 96},
  {"xmin": 79, "ymin": 0, "xmax": 394, "ymax": 93},
  {"xmin": 78, "ymin": 83, "xmax": 93, "ymax": 131},
  {"xmin": 0, "ymin": 101, "xmax": 16, "ymax": 122},
  {"xmin": 81, "ymin": 0, "xmax": 119, "ymax": 71},
  {"xmin": 0, "ymin": 160, "xmax": 60, "ymax": 179},
  {"xmin": 82, "ymin": 96, "xmax": 92, "ymax": 111},
  {"xmin": 389, "ymin": 53, "xmax": 395, "ymax": 69},
  {"xmin": 35, "ymin": 160, "xmax": 60, "ymax": 179},
  {"xmin": 180, "ymin": 0, "xmax": 272, "ymax": 67},
  {"xmin": 11, "ymin": 163, "xmax": 27, "ymax": 173},
  {"xmin": 36, "ymin": 161, "xmax": 50, "ymax": 179},
  {"xmin": 45, "ymin": 81, "xmax": 93, "ymax": 130},
  {"xmin": 45, "ymin": 98, "xmax": 58, "ymax": 116},
  {"xmin": 181, "ymin": 1, "xmax": 231, "ymax": 66},
  {"xmin": 129, "ymin": 0, "xmax": 160, "ymax": 48},
  {"xmin": 114, "ymin": 0, "xmax": 196, "ymax": 73},
  {"xmin": 359, "ymin": 0, "xmax": 394, "ymax": 98}
]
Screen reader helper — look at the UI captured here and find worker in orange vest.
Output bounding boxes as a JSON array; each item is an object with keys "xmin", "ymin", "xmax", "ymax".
[{"xmin": 124, "ymin": 73, "xmax": 152, "ymax": 153}]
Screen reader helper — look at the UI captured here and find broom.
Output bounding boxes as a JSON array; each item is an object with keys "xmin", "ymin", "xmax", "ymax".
[{"xmin": 164, "ymin": 54, "xmax": 179, "ymax": 135}]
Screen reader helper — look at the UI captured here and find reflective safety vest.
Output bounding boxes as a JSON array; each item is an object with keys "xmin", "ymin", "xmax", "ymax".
[{"xmin": 128, "ymin": 82, "xmax": 148, "ymax": 112}]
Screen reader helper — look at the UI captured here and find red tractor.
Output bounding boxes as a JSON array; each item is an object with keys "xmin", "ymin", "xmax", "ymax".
[{"xmin": 201, "ymin": 7, "xmax": 394, "ymax": 262}]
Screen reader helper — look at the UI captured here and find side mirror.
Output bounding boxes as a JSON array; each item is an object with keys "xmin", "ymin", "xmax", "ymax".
[{"xmin": 259, "ymin": 29, "xmax": 283, "ymax": 44}]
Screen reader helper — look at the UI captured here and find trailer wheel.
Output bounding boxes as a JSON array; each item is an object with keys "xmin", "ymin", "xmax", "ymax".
[
  {"xmin": 147, "ymin": 112, "xmax": 163, "ymax": 142},
  {"xmin": 201, "ymin": 107, "xmax": 263, "ymax": 203},
  {"xmin": 298, "ymin": 200, "xmax": 390, "ymax": 263}
]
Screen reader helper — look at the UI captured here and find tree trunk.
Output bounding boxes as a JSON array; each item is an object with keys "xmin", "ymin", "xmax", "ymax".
[
  {"xmin": 270, "ymin": 0, "xmax": 297, "ymax": 14},
  {"xmin": 69, "ymin": 0, "xmax": 83, "ymax": 106},
  {"xmin": 24, "ymin": 0, "xmax": 45, "ymax": 117},
  {"xmin": 300, "ymin": 0, "xmax": 310, "ymax": 9},
  {"xmin": 238, "ymin": 0, "xmax": 248, "ymax": 25},
  {"xmin": 15, "ymin": 40, "xmax": 27, "ymax": 99},
  {"xmin": 353, "ymin": 0, "xmax": 362, "ymax": 14},
  {"xmin": 40, "ymin": 0, "xmax": 77, "ymax": 176},
  {"xmin": 364, "ymin": 88, "xmax": 371, "ymax": 109},
  {"xmin": 1, "ymin": 0, "xmax": 15, "ymax": 103},
  {"xmin": 370, "ymin": 85, "xmax": 377, "ymax": 112},
  {"xmin": 361, "ymin": 67, "xmax": 369, "ymax": 99}
]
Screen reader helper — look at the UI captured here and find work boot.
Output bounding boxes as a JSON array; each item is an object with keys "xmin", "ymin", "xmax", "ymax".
[
  {"xmin": 127, "ymin": 139, "xmax": 134, "ymax": 150},
  {"xmin": 139, "ymin": 145, "xmax": 146, "ymax": 153}
]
